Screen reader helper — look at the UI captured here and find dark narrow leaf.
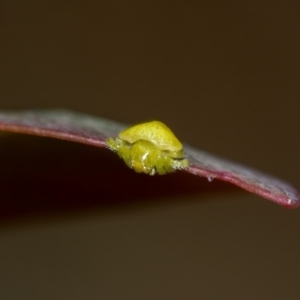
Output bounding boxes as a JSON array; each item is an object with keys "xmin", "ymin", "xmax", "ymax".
[{"xmin": 0, "ymin": 110, "xmax": 298, "ymax": 208}]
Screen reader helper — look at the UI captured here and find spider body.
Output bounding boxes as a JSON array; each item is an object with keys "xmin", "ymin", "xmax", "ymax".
[{"xmin": 106, "ymin": 121, "xmax": 189, "ymax": 175}]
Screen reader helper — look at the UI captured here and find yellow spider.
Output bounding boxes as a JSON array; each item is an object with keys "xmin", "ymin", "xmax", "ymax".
[{"xmin": 106, "ymin": 121, "xmax": 189, "ymax": 175}]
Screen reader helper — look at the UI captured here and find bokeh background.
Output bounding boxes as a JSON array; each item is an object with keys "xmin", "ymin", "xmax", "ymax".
[{"xmin": 0, "ymin": 1, "xmax": 299, "ymax": 299}]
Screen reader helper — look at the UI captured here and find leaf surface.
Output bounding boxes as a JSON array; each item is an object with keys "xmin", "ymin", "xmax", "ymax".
[{"xmin": 0, "ymin": 110, "xmax": 298, "ymax": 208}]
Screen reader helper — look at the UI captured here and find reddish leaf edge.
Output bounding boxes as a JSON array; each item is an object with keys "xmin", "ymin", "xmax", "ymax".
[
  {"xmin": 183, "ymin": 145, "xmax": 300, "ymax": 208},
  {"xmin": 0, "ymin": 109, "xmax": 298, "ymax": 208}
]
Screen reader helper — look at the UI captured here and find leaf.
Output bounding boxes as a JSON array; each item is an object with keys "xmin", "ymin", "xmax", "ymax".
[{"xmin": 0, "ymin": 110, "xmax": 298, "ymax": 208}]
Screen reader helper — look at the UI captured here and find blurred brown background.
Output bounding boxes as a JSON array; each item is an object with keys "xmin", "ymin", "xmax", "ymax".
[{"xmin": 0, "ymin": 1, "xmax": 300, "ymax": 299}]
